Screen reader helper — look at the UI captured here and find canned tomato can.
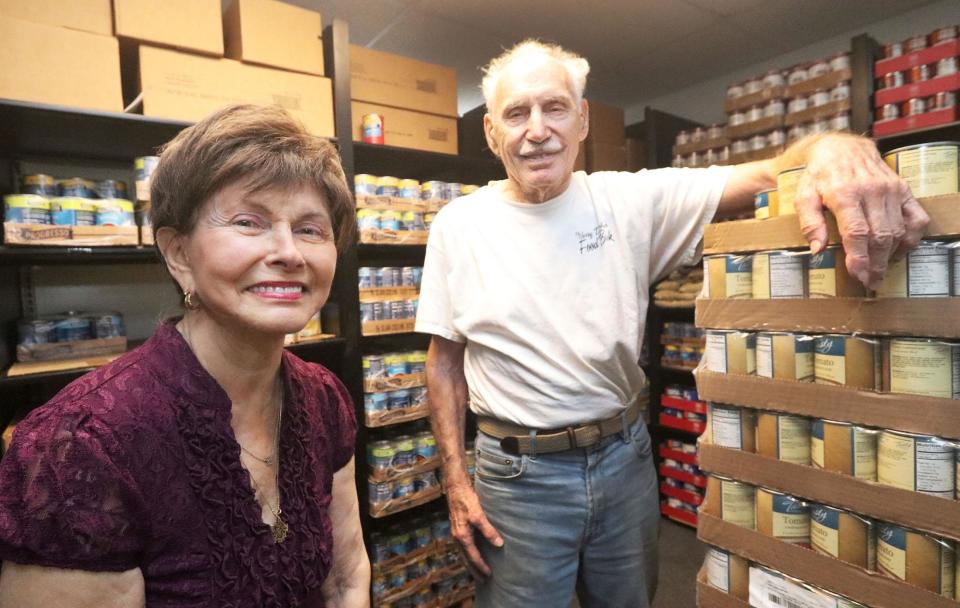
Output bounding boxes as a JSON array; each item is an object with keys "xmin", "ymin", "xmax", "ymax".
[
  {"xmin": 729, "ymin": 111, "xmax": 746, "ymax": 127},
  {"xmin": 904, "ymin": 34, "xmax": 928, "ymax": 53},
  {"xmin": 910, "ymin": 64, "xmax": 931, "ymax": 83},
  {"xmin": 787, "ymin": 124, "xmax": 807, "ymax": 143},
  {"xmin": 705, "ymin": 546, "xmax": 750, "ymax": 600},
  {"xmin": 706, "ymin": 475, "xmax": 756, "ymax": 530},
  {"xmin": 883, "ymin": 142, "xmax": 959, "ymax": 197},
  {"xmin": 20, "ymin": 173, "xmax": 57, "ymax": 196},
  {"xmin": 904, "ymin": 97, "xmax": 926, "ymax": 116},
  {"xmin": 54, "ymin": 314, "xmax": 93, "ymax": 342},
  {"xmin": 938, "ymin": 57, "xmax": 958, "ymax": 77},
  {"xmin": 389, "ymin": 300, "xmax": 406, "ymax": 319},
  {"xmin": 370, "ymin": 301, "xmax": 385, "ymax": 321},
  {"xmin": 421, "ymin": 180, "xmax": 447, "ymax": 201},
  {"xmin": 756, "ymin": 332, "xmax": 815, "ymax": 382},
  {"xmin": 360, "ymin": 302, "xmax": 375, "ymax": 323},
  {"xmin": 808, "ymin": 60, "xmax": 830, "ymax": 79},
  {"xmin": 763, "ymin": 99, "xmax": 785, "ymax": 117},
  {"xmin": 384, "ymin": 352, "xmax": 407, "ymax": 376},
  {"xmin": 787, "ymin": 96, "xmax": 808, "ymax": 114},
  {"xmin": 354, "ymin": 173, "xmax": 378, "ymax": 197},
  {"xmin": 756, "ymin": 488, "xmax": 810, "ymax": 546},
  {"xmin": 705, "ymin": 330, "xmax": 756, "ymax": 375},
  {"xmin": 878, "ymin": 429, "xmax": 955, "ymax": 498},
  {"xmin": 883, "ymin": 337, "xmax": 960, "ymax": 399},
  {"xmin": 814, "ymin": 334, "xmax": 881, "ymax": 390},
  {"xmin": 362, "ymin": 353, "xmax": 385, "ymax": 379},
  {"xmin": 746, "ymin": 105, "xmax": 763, "ymax": 123},
  {"xmin": 4, "ymin": 194, "xmax": 51, "ymax": 224},
  {"xmin": 762, "ymin": 70, "xmax": 785, "ymax": 89},
  {"xmin": 883, "ymin": 41, "xmax": 903, "ymax": 58},
  {"xmin": 875, "ymin": 240, "xmax": 951, "ymax": 298},
  {"xmin": 675, "ymin": 129, "xmax": 691, "ymax": 145},
  {"xmin": 787, "ymin": 65, "xmax": 807, "ymax": 85},
  {"xmin": 703, "ymin": 254, "xmax": 753, "ymax": 299},
  {"xmin": 810, "ymin": 504, "xmax": 876, "ymax": 570},
  {"xmin": 707, "ymin": 123, "xmax": 724, "ymax": 140},
  {"xmin": 808, "ymin": 89, "xmax": 829, "ymax": 107},
  {"xmin": 756, "ymin": 411, "xmax": 811, "ymax": 464},
  {"xmin": 883, "ymin": 70, "xmax": 904, "ymax": 89},
  {"xmin": 878, "ymin": 103, "xmax": 900, "ymax": 121},
  {"xmin": 749, "ymin": 134, "xmax": 766, "ymax": 151},
  {"xmin": 365, "ymin": 392, "xmax": 388, "ymax": 413},
  {"xmin": 726, "ymin": 83, "xmax": 744, "ymax": 100},
  {"xmin": 829, "ymin": 53, "xmax": 850, "ymax": 72},
  {"xmin": 751, "ymin": 250, "xmax": 807, "ymax": 299},
  {"xmin": 930, "ymin": 25, "xmax": 958, "ymax": 45},
  {"xmin": 709, "ymin": 403, "xmax": 756, "ymax": 451},
  {"xmin": 96, "ymin": 179, "xmax": 127, "ymax": 200},
  {"xmin": 690, "ymin": 127, "xmax": 706, "ymax": 143},
  {"xmin": 933, "ymin": 91, "xmax": 957, "ymax": 110},
  {"xmin": 361, "ymin": 113, "xmax": 385, "ymax": 144},
  {"xmin": 753, "ymin": 188, "xmax": 778, "ymax": 219},
  {"xmin": 811, "ymin": 419, "xmax": 878, "ymax": 480},
  {"xmin": 829, "ymin": 113, "xmax": 851, "ymax": 132},
  {"xmin": 415, "ymin": 471, "xmax": 438, "ymax": 492},
  {"xmin": 877, "ymin": 523, "xmax": 955, "ymax": 596},
  {"xmin": 358, "ymin": 267, "xmax": 375, "ymax": 290},
  {"xmin": 776, "ymin": 166, "xmax": 805, "ymax": 215},
  {"xmin": 356, "ymin": 208, "xmax": 381, "ymax": 231},
  {"xmin": 414, "ymin": 432, "xmax": 437, "ymax": 460},
  {"xmin": 830, "ymin": 83, "xmax": 850, "ymax": 102},
  {"xmin": 744, "ymin": 77, "xmax": 763, "ymax": 95}
]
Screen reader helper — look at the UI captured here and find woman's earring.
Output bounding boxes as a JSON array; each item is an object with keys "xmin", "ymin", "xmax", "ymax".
[{"xmin": 184, "ymin": 291, "xmax": 200, "ymax": 310}]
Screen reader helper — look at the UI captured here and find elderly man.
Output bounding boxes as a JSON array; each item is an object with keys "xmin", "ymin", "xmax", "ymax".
[{"xmin": 415, "ymin": 40, "xmax": 927, "ymax": 607}]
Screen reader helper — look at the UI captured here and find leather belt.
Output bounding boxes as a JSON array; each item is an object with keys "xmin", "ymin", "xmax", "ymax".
[{"xmin": 477, "ymin": 396, "xmax": 647, "ymax": 455}]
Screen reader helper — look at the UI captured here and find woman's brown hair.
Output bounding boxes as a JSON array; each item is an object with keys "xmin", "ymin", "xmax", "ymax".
[{"xmin": 150, "ymin": 104, "xmax": 354, "ymax": 254}]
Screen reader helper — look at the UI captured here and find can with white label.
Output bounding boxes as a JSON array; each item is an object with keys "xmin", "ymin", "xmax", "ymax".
[
  {"xmin": 776, "ymin": 166, "xmax": 805, "ymax": 215},
  {"xmin": 878, "ymin": 429, "xmax": 955, "ymax": 498},
  {"xmin": 882, "ymin": 142, "xmax": 959, "ymax": 198},
  {"xmin": 705, "ymin": 546, "xmax": 750, "ymax": 600},
  {"xmin": 877, "ymin": 523, "xmax": 955, "ymax": 597},
  {"xmin": 875, "ymin": 241, "xmax": 951, "ymax": 298},
  {"xmin": 810, "ymin": 503, "xmax": 876, "ymax": 570},
  {"xmin": 808, "ymin": 246, "xmax": 867, "ymax": 297},
  {"xmin": 756, "ymin": 488, "xmax": 810, "ymax": 546},
  {"xmin": 752, "ymin": 251, "xmax": 807, "ymax": 299},
  {"xmin": 706, "ymin": 330, "xmax": 757, "ymax": 375},
  {"xmin": 756, "ymin": 411, "xmax": 811, "ymax": 465},
  {"xmin": 883, "ymin": 337, "xmax": 960, "ymax": 399},
  {"xmin": 756, "ymin": 332, "xmax": 815, "ymax": 381},
  {"xmin": 709, "ymin": 403, "xmax": 756, "ymax": 452},
  {"xmin": 706, "ymin": 475, "xmax": 756, "ymax": 530},
  {"xmin": 811, "ymin": 419, "xmax": 878, "ymax": 480},
  {"xmin": 703, "ymin": 254, "xmax": 753, "ymax": 299},
  {"xmin": 814, "ymin": 334, "xmax": 882, "ymax": 390}
]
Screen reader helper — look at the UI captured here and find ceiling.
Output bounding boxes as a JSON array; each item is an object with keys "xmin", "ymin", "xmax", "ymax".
[{"xmin": 284, "ymin": 0, "xmax": 939, "ymax": 115}]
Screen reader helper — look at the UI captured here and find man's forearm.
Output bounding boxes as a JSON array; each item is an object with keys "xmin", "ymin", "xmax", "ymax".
[{"xmin": 426, "ymin": 339, "xmax": 470, "ymax": 490}]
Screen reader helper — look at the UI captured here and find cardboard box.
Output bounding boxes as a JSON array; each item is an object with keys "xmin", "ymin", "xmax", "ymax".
[
  {"xmin": 697, "ymin": 565, "xmax": 751, "ymax": 608},
  {"xmin": 695, "ymin": 297, "xmax": 960, "ymax": 340},
  {"xmin": 114, "ymin": 0, "xmax": 222, "ymax": 56},
  {"xmin": 351, "ymin": 101, "xmax": 457, "ymax": 154},
  {"xmin": 129, "ymin": 45, "xmax": 334, "ymax": 137},
  {"xmin": 223, "ymin": 0, "xmax": 324, "ymax": 76},
  {"xmin": 703, "ymin": 194, "xmax": 960, "ymax": 255},
  {"xmin": 586, "ymin": 139, "xmax": 626, "ymax": 172},
  {"xmin": 0, "ymin": 0, "xmax": 112, "ymax": 35},
  {"xmin": 587, "ymin": 99, "xmax": 625, "ymax": 145},
  {"xmin": 699, "ymin": 440, "xmax": 960, "ymax": 542},
  {"xmin": 574, "ymin": 141, "xmax": 586, "ymax": 172},
  {"xmin": 695, "ymin": 369, "xmax": 960, "ymax": 440},
  {"xmin": 350, "ymin": 45, "xmax": 457, "ymax": 117},
  {"xmin": 627, "ymin": 137, "xmax": 647, "ymax": 171},
  {"xmin": 698, "ymin": 508, "xmax": 957, "ymax": 608},
  {"xmin": 0, "ymin": 15, "xmax": 121, "ymax": 112}
]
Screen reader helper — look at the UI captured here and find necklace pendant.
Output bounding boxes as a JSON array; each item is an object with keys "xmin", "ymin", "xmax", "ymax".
[{"xmin": 272, "ymin": 514, "xmax": 288, "ymax": 544}]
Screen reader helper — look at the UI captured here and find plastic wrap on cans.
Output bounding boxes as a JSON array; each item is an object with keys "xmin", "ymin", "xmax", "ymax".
[
  {"xmin": 705, "ymin": 546, "xmax": 750, "ymax": 600},
  {"xmin": 882, "ymin": 142, "xmax": 959, "ymax": 198},
  {"xmin": 92, "ymin": 312, "xmax": 125, "ymax": 338},
  {"xmin": 749, "ymin": 564, "xmax": 866, "ymax": 608},
  {"xmin": 17, "ymin": 318, "xmax": 56, "ymax": 346},
  {"xmin": 904, "ymin": 34, "xmax": 928, "ymax": 53},
  {"xmin": 4, "ymin": 194, "xmax": 51, "ymax": 224},
  {"xmin": 814, "ymin": 334, "xmax": 881, "ymax": 390},
  {"xmin": 20, "ymin": 174, "xmax": 57, "ymax": 196},
  {"xmin": 776, "ymin": 166, "xmax": 804, "ymax": 215},
  {"xmin": 703, "ymin": 254, "xmax": 752, "ymax": 299},
  {"xmin": 752, "ymin": 250, "xmax": 807, "ymax": 299},
  {"xmin": 354, "ymin": 174, "xmax": 378, "ymax": 197},
  {"xmin": 756, "ymin": 411, "xmax": 811, "ymax": 464},
  {"xmin": 878, "ymin": 429, "xmax": 955, "ymax": 498},
  {"xmin": 808, "ymin": 246, "xmax": 867, "ymax": 297},
  {"xmin": 361, "ymin": 113, "xmax": 385, "ymax": 144},
  {"xmin": 875, "ymin": 240, "xmax": 951, "ymax": 298},
  {"xmin": 931, "ymin": 25, "xmax": 958, "ymax": 45},
  {"xmin": 356, "ymin": 208, "xmax": 381, "ymax": 231},
  {"xmin": 706, "ymin": 475, "xmax": 756, "ymax": 530},
  {"xmin": 755, "ymin": 332, "xmax": 815, "ymax": 381},
  {"xmin": 421, "ymin": 180, "xmax": 446, "ymax": 201},
  {"xmin": 50, "ymin": 197, "xmax": 96, "ymax": 226},
  {"xmin": 756, "ymin": 487, "xmax": 810, "ymax": 546},
  {"xmin": 375, "ymin": 176, "xmax": 399, "ymax": 197},
  {"xmin": 705, "ymin": 330, "xmax": 756, "ymax": 375},
  {"xmin": 883, "ymin": 337, "xmax": 960, "ymax": 399},
  {"xmin": 709, "ymin": 403, "xmax": 756, "ymax": 452},
  {"xmin": 810, "ymin": 503, "xmax": 876, "ymax": 570},
  {"xmin": 94, "ymin": 199, "xmax": 135, "ymax": 226},
  {"xmin": 877, "ymin": 523, "xmax": 955, "ymax": 596},
  {"xmin": 398, "ymin": 179, "xmax": 420, "ymax": 200},
  {"xmin": 811, "ymin": 419, "xmax": 878, "ymax": 480}
]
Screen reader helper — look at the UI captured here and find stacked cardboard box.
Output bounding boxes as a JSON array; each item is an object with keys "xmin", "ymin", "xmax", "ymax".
[
  {"xmin": 693, "ymin": 193, "xmax": 960, "ymax": 607},
  {"xmin": 576, "ymin": 99, "xmax": 626, "ymax": 172},
  {"xmin": 349, "ymin": 45, "xmax": 458, "ymax": 154}
]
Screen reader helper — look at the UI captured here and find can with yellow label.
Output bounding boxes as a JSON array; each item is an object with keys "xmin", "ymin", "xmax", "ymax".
[
  {"xmin": 877, "ymin": 523, "xmax": 955, "ymax": 597},
  {"xmin": 882, "ymin": 142, "xmax": 959, "ymax": 198},
  {"xmin": 706, "ymin": 475, "xmax": 756, "ymax": 530},
  {"xmin": 878, "ymin": 429, "xmax": 955, "ymax": 498},
  {"xmin": 811, "ymin": 419, "xmax": 878, "ymax": 480},
  {"xmin": 814, "ymin": 334, "xmax": 882, "ymax": 390},
  {"xmin": 776, "ymin": 166, "xmax": 805, "ymax": 215},
  {"xmin": 756, "ymin": 488, "xmax": 810, "ymax": 546},
  {"xmin": 810, "ymin": 503, "xmax": 876, "ymax": 570},
  {"xmin": 703, "ymin": 255, "xmax": 753, "ymax": 299},
  {"xmin": 883, "ymin": 337, "xmax": 960, "ymax": 399},
  {"xmin": 756, "ymin": 411, "xmax": 811, "ymax": 465}
]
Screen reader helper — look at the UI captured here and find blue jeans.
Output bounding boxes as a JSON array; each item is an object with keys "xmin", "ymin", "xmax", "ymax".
[{"xmin": 473, "ymin": 417, "xmax": 660, "ymax": 608}]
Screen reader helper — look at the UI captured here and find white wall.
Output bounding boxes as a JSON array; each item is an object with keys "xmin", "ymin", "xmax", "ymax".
[{"xmin": 625, "ymin": 0, "xmax": 959, "ymax": 126}]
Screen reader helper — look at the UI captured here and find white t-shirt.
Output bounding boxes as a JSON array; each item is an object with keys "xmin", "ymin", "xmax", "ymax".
[{"xmin": 415, "ymin": 167, "xmax": 731, "ymax": 428}]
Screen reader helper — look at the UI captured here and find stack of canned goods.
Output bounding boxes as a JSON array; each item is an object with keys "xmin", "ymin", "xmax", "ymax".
[
  {"xmin": 359, "ymin": 266, "xmax": 423, "ymax": 290},
  {"xmin": 4, "ymin": 173, "xmax": 135, "ymax": 227},
  {"xmin": 661, "ymin": 322, "xmax": 705, "ymax": 368},
  {"xmin": 671, "ymin": 124, "xmax": 730, "ymax": 168},
  {"xmin": 364, "ymin": 384, "xmax": 428, "ymax": 417},
  {"xmin": 134, "ymin": 156, "xmax": 159, "ymax": 228},
  {"xmin": 367, "ymin": 427, "xmax": 438, "ymax": 478},
  {"xmin": 354, "ymin": 174, "xmax": 480, "ymax": 202},
  {"xmin": 360, "ymin": 298, "xmax": 419, "ymax": 324},
  {"xmin": 18, "ymin": 311, "xmax": 125, "ymax": 350},
  {"xmin": 875, "ymin": 26, "xmax": 959, "ymax": 127},
  {"xmin": 363, "ymin": 350, "xmax": 427, "ymax": 381},
  {"xmin": 880, "ymin": 25, "xmax": 958, "ymax": 60}
]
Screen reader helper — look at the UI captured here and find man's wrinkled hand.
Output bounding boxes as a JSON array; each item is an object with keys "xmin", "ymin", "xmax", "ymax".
[{"xmin": 446, "ymin": 482, "xmax": 503, "ymax": 579}]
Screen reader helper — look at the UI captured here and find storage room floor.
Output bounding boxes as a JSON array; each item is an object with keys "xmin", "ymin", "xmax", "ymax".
[{"xmin": 569, "ymin": 518, "xmax": 705, "ymax": 607}]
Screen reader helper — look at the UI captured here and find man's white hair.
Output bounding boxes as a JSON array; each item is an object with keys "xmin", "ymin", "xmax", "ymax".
[{"xmin": 481, "ymin": 39, "xmax": 590, "ymax": 110}]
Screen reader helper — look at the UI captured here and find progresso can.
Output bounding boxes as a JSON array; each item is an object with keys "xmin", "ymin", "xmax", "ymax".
[{"xmin": 362, "ymin": 113, "xmax": 385, "ymax": 144}]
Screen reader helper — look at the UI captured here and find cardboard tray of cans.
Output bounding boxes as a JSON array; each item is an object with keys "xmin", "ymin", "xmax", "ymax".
[
  {"xmin": 369, "ymin": 455, "xmax": 440, "ymax": 485},
  {"xmin": 674, "ymin": 136, "xmax": 732, "ymax": 157},
  {"xmin": 697, "ymin": 564, "xmax": 751, "ymax": 608},
  {"xmin": 784, "ymin": 68, "xmax": 852, "ymax": 98},
  {"xmin": 873, "ymin": 105, "xmax": 960, "ymax": 137},
  {"xmin": 727, "ymin": 146, "xmax": 782, "ymax": 165},
  {"xmin": 697, "ymin": 505, "xmax": 958, "ymax": 608},
  {"xmin": 725, "ymin": 116, "xmax": 785, "ymax": 141},
  {"xmin": 359, "ymin": 228, "xmax": 430, "ymax": 245},
  {"xmin": 140, "ymin": 225, "xmax": 155, "ymax": 246},
  {"xmin": 695, "ymin": 370, "xmax": 960, "ymax": 441},
  {"xmin": 725, "ymin": 87, "xmax": 785, "ymax": 114},
  {"xmin": 372, "ymin": 538, "xmax": 459, "ymax": 576},
  {"xmin": 365, "ymin": 403, "xmax": 428, "ymax": 428},
  {"xmin": 698, "ymin": 438, "xmax": 960, "ymax": 542},
  {"xmin": 370, "ymin": 483, "xmax": 443, "ymax": 519},
  {"xmin": 875, "ymin": 39, "xmax": 960, "ymax": 77},
  {"xmin": 362, "ymin": 319, "xmax": 416, "ymax": 336},
  {"xmin": 784, "ymin": 99, "xmax": 851, "ymax": 126},
  {"xmin": 359, "ymin": 286, "xmax": 420, "ymax": 301},
  {"xmin": 377, "ymin": 563, "xmax": 467, "ymax": 605},
  {"xmin": 16, "ymin": 336, "xmax": 127, "ymax": 363},
  {"xmin": 875, "ymin": 73, "xmax": 960, "ymax": 107},
  {"xmin": 694, "ymin": 297, "xmax": 960, "ymax": 340},
  {"xmin": 4, "ymin": 223, "xmax": 140, "ymax": 246},
  {"xmin": 363, "ymin": 371, "xmax": 425, "ymax": 393},
  {"xmin": 355, "ymin": 195, "xmax": 446, "ymax": 213},
  {"xmin": 436, "ymin": 584, "xmax": 476, "ymax": 608},
  {"xmin": 703, "ymin": 194, "xmax": 960, "ymax": 255}
]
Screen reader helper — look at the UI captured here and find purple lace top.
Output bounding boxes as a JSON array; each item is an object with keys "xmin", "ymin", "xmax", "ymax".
[{"xmin": 0, "ymin": 322, "xmax": 356, "ymax": 607}]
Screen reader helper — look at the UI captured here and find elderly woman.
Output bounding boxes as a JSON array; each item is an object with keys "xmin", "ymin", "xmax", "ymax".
[{"xmin": 0, "ymin": 105, "xmax": 370, "ymax": 607}]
